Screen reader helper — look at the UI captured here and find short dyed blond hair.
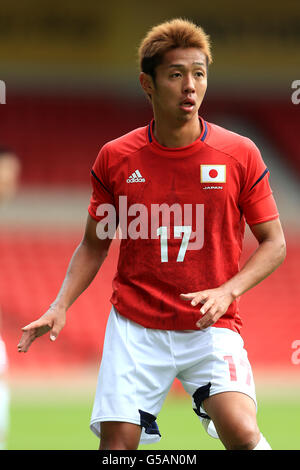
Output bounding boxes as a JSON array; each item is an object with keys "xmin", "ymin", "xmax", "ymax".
[{"xmin": 138, "ymin": 18, "xmax": 212, "ymax": 80}]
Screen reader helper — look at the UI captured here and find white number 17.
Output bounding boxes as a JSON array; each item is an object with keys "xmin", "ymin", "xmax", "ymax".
[{"xmin": 157, "ymin": 225, "xmax": 192, "ymax": 263}]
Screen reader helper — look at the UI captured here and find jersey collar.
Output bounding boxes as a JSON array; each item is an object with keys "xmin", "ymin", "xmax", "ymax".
[{"xmin": 147, "ymin": 116, "xmax": 208, "ymax": 157}]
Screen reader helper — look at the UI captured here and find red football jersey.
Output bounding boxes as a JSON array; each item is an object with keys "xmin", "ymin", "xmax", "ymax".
[{"xmin": 88, "ymin": 117, "xmax": 279, "ymax": 333}]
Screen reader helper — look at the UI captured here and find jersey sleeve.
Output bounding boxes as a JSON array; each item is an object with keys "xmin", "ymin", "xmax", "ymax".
[
  {"xmin": 238, "ymin": 140, "xmax": 279, "ymax": 226},
  {"xmin": 88, "ymin": 144, "xmax": 115, "ymax": 222}
]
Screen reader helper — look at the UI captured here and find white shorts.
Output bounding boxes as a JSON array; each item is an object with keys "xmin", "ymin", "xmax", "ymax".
[{"xmin": 90, "ymin": 307, "xmax": 257, "ymax": 445}]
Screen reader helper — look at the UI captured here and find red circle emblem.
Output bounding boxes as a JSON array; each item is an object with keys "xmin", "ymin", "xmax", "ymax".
[{"xmin": 209, "ymin": 169, "xmax": 218, "ymax": 178}]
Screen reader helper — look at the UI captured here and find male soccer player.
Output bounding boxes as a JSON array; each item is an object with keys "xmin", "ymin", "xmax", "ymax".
[
  {"xmin": 0, "ymin": 147, "xmax": 21, "ymax": 449},
  {"xmin": 18, "ymin": 19, "xmax": 286, "ymax": 450}
]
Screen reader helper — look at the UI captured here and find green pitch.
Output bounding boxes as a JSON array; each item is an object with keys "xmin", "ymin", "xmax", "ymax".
[{"xmin": 6, "ymin": 383, "xmax": 300, "ymax": 450}]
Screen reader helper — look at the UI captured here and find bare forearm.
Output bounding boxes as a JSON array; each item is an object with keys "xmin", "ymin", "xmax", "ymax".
[
  {"xmin": 17, "ymin": 215, "xmax": 112, "ymax": 352},
  {"xmin": 51, "ymin": 240, "xmax": 107, "ymax": 311},
  {"xmin": 180, "ymin": 219, "xmax": 286, "ymax": 329},
  {"xmin": 223, "ymin": 238, "xmax": 286, "ymax": 299}
]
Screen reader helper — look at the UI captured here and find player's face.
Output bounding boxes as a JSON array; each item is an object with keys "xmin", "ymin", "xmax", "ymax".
[{"xmin": 150, "ymin": 48, "xmax": 207, "ymax": 122}]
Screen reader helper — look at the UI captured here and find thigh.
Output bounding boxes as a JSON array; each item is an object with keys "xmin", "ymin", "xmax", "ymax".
[
  {"xmin": 177, "ymin": 327, "xmax": 257, "ymax": 438},
  {"xmin": 202, "ymin": 391, "xmax": 260, "ymax": 449},
  {"xmin": 90, "ymin": 307, "xmax": 176, "ymax": 446},
  {"xmin": 99, "ymin": 422, "xmax": 142, "ymax": 450}
]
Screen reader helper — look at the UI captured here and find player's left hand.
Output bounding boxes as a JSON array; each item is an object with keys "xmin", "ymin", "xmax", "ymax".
[{"xmin": 180, "ymin": 288, "xmax": 236, "ymax": 329}]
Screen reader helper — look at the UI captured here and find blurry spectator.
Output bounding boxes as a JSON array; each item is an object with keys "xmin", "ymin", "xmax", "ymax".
[
  {"xmin": 0, "ymin": 147, "xmax": 21, "ymax": 449},
  {"xmin": 0, "ymin": 148, "xmax": 20, "ymax": 202}
]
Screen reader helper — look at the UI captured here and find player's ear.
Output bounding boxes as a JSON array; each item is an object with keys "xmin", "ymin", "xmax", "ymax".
[{"xmin": 139, "ymin": 72, "xmax": 155, "ymax": 99}]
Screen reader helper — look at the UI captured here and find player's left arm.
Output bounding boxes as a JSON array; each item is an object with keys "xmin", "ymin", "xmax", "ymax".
[{"xmin": 180, "ymin": 218, "xmax": 286, "ymax": 329}]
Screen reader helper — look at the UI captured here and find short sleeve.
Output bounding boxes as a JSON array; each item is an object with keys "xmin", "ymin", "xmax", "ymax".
[
  {"xmin": 88, "ymin": 145, "xmax": 115, "ymax": 222},
  {"xmin": 239, "ymin": 140, "xmax": 279, "ymax": 226}
]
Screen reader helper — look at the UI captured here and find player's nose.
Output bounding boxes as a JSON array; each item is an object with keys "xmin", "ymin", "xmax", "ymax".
[{"xmin": 182, "ymin": 73, "xmax": 196, "ymax": 94}]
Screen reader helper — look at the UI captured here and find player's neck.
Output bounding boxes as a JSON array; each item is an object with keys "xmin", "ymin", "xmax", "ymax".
[{"xmin": 153, "ymin": 115, "xmax": 202, "ymax": 148}]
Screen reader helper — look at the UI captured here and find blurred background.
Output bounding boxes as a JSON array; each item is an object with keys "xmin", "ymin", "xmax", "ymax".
[{"xmin": 0, "ymin": 0, "xmax": 299, "ymax": 450}]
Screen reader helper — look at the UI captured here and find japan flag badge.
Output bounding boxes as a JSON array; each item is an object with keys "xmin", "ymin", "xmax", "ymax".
[{"xmin": 200, "ymin": 165, "xmax": 226, "ymax": 183}]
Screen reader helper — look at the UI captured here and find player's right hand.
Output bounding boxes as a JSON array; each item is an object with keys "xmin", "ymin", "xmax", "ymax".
[{"xmin": 17, "ymin": 305, "xmax": 66, "ymax": 353}]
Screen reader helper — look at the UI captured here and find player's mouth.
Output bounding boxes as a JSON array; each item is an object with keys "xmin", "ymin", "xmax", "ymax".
[{"xmin": 179, "ymin": 97, "xmax": 196, "ymax": 112}]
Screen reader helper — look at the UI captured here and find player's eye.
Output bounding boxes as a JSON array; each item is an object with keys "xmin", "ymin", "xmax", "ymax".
[
  {"xmin": 170, "ymin": 72, "xmax": 182, "ymax": 78},
  {"xmin": 195, "ymin": 71, "xmax": 205, "ymax": 77}
]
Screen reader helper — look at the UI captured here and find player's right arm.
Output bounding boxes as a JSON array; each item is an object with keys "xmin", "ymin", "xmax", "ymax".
[{"xmin": 17, "ymin": 214, "xmax": 113, "ymax": 353}]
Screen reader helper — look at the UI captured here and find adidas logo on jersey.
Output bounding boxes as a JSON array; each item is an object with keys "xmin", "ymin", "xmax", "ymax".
[{"xmin": 126, "ymin": 169, "xmax": 145, "ymax": 183}]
